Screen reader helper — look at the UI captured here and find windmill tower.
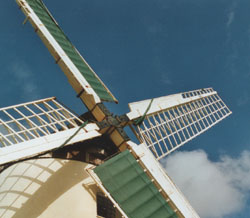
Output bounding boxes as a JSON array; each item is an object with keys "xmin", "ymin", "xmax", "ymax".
[{"xmin": 0, "ymin": 0, "xmax": 232, "ymax": 217}]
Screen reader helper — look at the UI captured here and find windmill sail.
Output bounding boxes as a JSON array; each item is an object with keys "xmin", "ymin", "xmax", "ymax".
[
  {"xmin": 0, "ymin": 1, "xmax": 233, "ymax": 218},
  {"xmin": 88, "ymin": 142, "xmax": 200, "ymax": 218},
  {"xmin": 0, "ymin": 97, "xmax": 100, "ymax": 165},
  {"xmin": 16, "ymin": 0, "xmax": 117, "ymax": 105},
  {"xmin": 127, "ymin": 88, "xmax": 232, "ymax": 160}
]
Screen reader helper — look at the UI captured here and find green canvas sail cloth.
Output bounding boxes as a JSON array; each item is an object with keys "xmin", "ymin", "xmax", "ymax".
[
  {"xmin": 25, "ymin": 0, "xmax": 116, "ymax": 102},
  {"xmin": 94, "ymin": 150, "xmax": 178, "ymax": 218}
]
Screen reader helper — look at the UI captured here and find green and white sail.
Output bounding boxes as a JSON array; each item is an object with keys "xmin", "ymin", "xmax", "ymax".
[{"xmin": 16, "ymin": 0, "xmax": 117, "ymax": 105}]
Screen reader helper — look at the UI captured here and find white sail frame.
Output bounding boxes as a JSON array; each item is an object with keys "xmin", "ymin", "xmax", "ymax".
[
  {"xmin": 127, "ymin": 88, "xmax": 232, "ymax": 160},
  {"xmin": 0, "ymin": 97, "xmax": 100, "ymax": 165}
]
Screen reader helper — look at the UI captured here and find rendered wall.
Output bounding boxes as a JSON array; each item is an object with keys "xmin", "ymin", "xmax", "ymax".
[{"xmin": 0, "ymin": 159, "xmax": 99, "ymax": 218}]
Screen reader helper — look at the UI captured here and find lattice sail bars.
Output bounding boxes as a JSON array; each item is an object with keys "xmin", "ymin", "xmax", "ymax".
[
  {"xmin": 127, "ymin": 88, "xmax": 232, "ymax": 160},
  {"xmin": 0, "ymin": 97, "xmax": 100, "ymax": 165}
]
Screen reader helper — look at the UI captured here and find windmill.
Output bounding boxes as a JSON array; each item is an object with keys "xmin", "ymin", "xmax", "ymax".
[{"xmin": 0, "ymin": 0, "xmax": 231, "ymax": 217}]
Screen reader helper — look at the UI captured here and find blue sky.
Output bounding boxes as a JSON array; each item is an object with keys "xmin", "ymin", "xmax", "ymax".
[{"xmin": 1, "ymin": 0, "xmax": 250, "ymax": 217}]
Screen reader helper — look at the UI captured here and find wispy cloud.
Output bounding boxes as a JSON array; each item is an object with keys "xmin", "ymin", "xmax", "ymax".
[
  {"xmin": 147, "ymin": 22, "xmax": 164, "ymax": 35},
  {"xmin": 226, "ymin": 0, "xmax": 238, "ymax": 28},
  {"xmin": 9, "ymin": 62, "xmax": 41, "ymax": 100},
  {"xmin": 225, "ymin": 1, "xmax": 238, "ymax": 44},
  {"xmin": 151, "ymin": 56, "xmax": 172, "ymax": 85},
  {"xmin": 161, "ymin": 72, "xmax": 172, "ymax": 85},
  {"xmin": 237, "ymin": 92, "xmax": 250, "ymax": 107},
  {"xmin": 162, "ymin": 150, "xmax": 250, "ymax": 218},
  {"xmin": 226, "ymin": 11, "xmax": 235, "ymax": 28},
  {"xmin": 224, "ymin": 3, "xmax": 240, "ymax": 76}
]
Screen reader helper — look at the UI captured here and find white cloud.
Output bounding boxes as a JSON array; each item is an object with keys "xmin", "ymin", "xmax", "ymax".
[
  {"xmin": 161, "ymin": 150, "xmax": 250, "ymax": 218},
  {"xmin": 218, "ymin": 151, "xmax": 250, "ymax": 191}
]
